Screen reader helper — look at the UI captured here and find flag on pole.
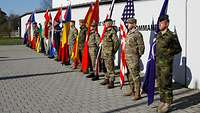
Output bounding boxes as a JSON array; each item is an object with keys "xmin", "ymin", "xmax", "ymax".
[
  {"xmin": 119, "ymin": 0, "xmax": 135, "ymax": 88},
  {"xmin": 49, "ymin": 7, "xmax": 62, "ymax": 58},
  {"xmin": 81, "ymin": 0, "xmax": 99, "ymax": 73},
  {"xmin": 60, "ymin": 5, "xmax": 71, "ymax": 64},
  {"xmin": 95, "ymin": 0, "xmax": 116, "ymax": 76},
  {"xmin": 142, "ymin": 0, "xmax": 169, "ymax": 105},
  {"xmin": 30, "ymin": 12, "xmax": 36, "ymax": 49},
  {"xmin": 84, "ymin": 4, "xmax": 94, "ymax": 28},
  {"xmin": 44, "ymin": 10, "xmax": 50, "ymax": 52}
]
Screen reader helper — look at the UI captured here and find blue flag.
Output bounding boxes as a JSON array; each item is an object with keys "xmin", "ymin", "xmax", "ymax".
[{"xmin": 142, "ymin": 0, "xmax": 169, "ymax": 105}]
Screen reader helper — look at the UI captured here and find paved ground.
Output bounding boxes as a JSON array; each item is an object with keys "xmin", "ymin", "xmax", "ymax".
[{"xmin": 0, "ymin": 45, "xmax": 200, "ymax": 113}]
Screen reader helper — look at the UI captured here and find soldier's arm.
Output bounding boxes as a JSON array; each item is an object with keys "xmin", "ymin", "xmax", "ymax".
[
  {"xmin": 112, "ymin": 32, "xmax": 120, "ymax": 53},
  {"xmin": 136, "ymin": 32, "xmax": 145, "ymax": 56},
  {"xmin": 96, "ymin": 33, "xmax": 100, "ymax": 45},
  {"xmin": 170, "ymin": 34, "xmax": 182, "ymax": 55}
]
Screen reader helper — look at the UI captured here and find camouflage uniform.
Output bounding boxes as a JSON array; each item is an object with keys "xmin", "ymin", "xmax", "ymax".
[
  {"xmin": 68, "ymin": 26, "xmax": 78, "ymax": 59},
  {"xmin": 101, "ymin": 27, "xmax": 120, "ymax": 88},
  {"xmin": 78, "ymin": 26, "xmax": 87, "ymax": 62},
  {"xmin": 125, "ymin": 28, "xmax": 145, "ymax": 99},
  {"xmin": 156, "ymin": 29, "xmax": 182, "ymax": 104},
  {"xmin": 88, "ymin": 31, "xmax": 100, "ymax": 75}
]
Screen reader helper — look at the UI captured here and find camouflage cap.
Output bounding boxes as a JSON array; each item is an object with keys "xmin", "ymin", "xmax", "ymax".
[
  {"xmin": 79, "ymin": 19, "xmax": 85, "ymax": 23},
  {"xmin": 127, "ymin": 18, "xmax": 137, "ymax": 24},
  {"xmin": 158, "ymin": 14, "xmax": 169, "ymax": 22}
]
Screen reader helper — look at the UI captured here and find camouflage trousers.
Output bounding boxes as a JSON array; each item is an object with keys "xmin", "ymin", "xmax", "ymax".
[
  {"xmin": 101, "ymin": 57, "xmax": 115, "ymax": 81},
  {"xmin": 126, "ymin": 55, "xmax": 140, "ymax": 92},
  {"xmin": 156, "ymin": 62, "xmax": 173, "ymax": 104},
  {"xmin": 88, "ymin": 47, "xmax": 97, "ymax": 74}
]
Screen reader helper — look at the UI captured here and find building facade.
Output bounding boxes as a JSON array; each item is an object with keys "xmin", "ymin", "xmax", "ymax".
[{"xmin": 20, "ymin": 0, "xmax": 200, "ymax": 89}]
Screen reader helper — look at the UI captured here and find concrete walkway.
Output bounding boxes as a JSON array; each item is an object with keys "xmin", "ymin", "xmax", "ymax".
[{"xmin": 0, "ymin": 45, "xmax": 199, "ymax": 113}]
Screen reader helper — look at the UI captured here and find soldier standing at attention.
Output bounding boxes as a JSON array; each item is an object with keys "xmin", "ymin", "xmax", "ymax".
[
  {"xmin": 68, "ymin": 20, "xmax": 78, "ymax": 64},
  {"xmin": 85, "ymin": 22, "xmax": 100, "ymax": 80},
  {"xmin": 156, "ymin": 14, "xmax": 182, "ymax": 113},
  {"xmin": 78, "ymin": 19, "xmax": 88, "ymax": 70},
  {"xmin": 123, "ymin": 18, "xmax": 145, "ymax": 100},
  {"xmin": 100, "ymin": 19, "xmax": 120, "ymax": 89}
]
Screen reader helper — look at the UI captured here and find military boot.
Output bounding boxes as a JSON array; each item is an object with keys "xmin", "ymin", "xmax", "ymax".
[
  {"xmin": 132, "ymin": 83, "xmax": 141, "ymax": 100},
  {"xmin": 107, "ymin": 81, "xmax": 114, "ymax": 89},
  {"xmin": 86, "ymin": 73, "xmax": 95, "ymax": 78},
  {"xmin": 123, "ymin": 84, "xmax": 134, "ymax": 96},
  {"xmin": 158, "ymin": 103, "xmax": 170, "ymax": 113},
  {"xmin": 91, "ymin": 76, "xmax": 99, "ymax": 81},
  {"xmin": 157, "ymin": 102, "xmax": 165, "ymax": 112},
  {"xmin": 100, "ymin": 79, "xmax": 109, "ymax": 85}
]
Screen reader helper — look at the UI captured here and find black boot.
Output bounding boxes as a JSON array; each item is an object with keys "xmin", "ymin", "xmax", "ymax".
[
  {"xmin": 107, "ymin": 81, "xmax": 114, "ymax": 89},
  {"xmin": 86, "ymin": 73, "xmax": 95, "ymax": 78},
  {"xmin": 91, "ymin": 76, "xmax": 99, "ymax": 81}
]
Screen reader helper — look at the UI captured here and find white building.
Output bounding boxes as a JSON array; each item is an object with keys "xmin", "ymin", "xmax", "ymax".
[{"xmin": 20, "ymin": 0, "xmax": 200, "ymax": 89}]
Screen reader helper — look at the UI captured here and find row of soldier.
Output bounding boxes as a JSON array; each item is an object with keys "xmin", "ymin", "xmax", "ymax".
[{"xmin": 23, "ymin": 14, "xmax": 182, "ymax": 113}]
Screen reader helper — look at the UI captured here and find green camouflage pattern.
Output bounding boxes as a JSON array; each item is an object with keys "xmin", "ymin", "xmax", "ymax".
[{"xmin": 156, "ymin": 29, "xmax": 182, "ymax": 104}]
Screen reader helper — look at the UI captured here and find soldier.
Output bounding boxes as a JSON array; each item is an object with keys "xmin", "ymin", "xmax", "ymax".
[
  {"xmin": 100, "ymin": 19, "xmax": 120, "ymax": 89},
  {"xmin": 53, "ymin": 22, "xmax": 62, "ymax": 58},
  {"xmin": 85, "ymin": 22, "xmax": 100, "ymax": 79},
  {"xmin": 78, "ymin": 19, "xmax": 88, "ymax": 70},
  {"xmin": 68, "ymin": 20, "xmax": 78, "ymax": 63},
  {"xmin": 156, "ymin": 14, "xmax": 182, "ymax": 113},
  {"xmin": 123, "ymin": 18, "xmax": 145, "ymax": 100}
]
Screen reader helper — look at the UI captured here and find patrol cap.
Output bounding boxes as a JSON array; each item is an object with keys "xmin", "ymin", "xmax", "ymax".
[
  {"xmin": 103, "ymin": 18, "xmax": 113, "ymax": 24},
  {"xmin": 127, "ymin": 18, "xmax": 137, "ymax": 24},
  {"xmin": 158, "ymin": 14, "xmax": 169, "ymax": 22},
  {"xmin": 79, "ymin": 19, "xmax": 85, "ymax": 23}
]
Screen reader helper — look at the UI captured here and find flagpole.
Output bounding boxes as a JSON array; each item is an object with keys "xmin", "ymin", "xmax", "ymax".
[{"xmin": 109, "ymin": 0, "xmax": 116, "ymax": 18}]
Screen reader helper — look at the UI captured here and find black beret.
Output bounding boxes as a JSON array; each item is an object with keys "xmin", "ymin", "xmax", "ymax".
[{"xmin": 158, "ymin": 14, "xmax": 169, "ymax": 22}]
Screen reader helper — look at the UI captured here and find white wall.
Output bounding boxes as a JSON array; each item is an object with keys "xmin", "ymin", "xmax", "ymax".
[
  {"xmin": 187, "ymin": 0, "xmax": 200, "ymax": 89},
  {"xmin": 21, "ymin": 0, "xmax": 200, "ymax": 89}
]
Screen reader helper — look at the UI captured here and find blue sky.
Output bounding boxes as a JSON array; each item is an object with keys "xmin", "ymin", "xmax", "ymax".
[{"xmin": 0, "ymin": 0, "xmax": 41, "ymax": 16}]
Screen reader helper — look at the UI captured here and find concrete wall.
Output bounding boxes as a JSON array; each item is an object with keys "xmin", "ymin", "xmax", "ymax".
[{"xmin": 21, "ymin": 0, "xmax": 200, "ymax": 89}]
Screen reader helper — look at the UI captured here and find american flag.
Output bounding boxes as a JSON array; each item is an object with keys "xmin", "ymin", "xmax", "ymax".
[{"xmin": 119, "ymin": 0, "xmax": 135, "ymax": 88}]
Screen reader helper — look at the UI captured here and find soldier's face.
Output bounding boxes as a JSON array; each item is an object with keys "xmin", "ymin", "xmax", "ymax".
[
  {"xmin": 79, "ymin": 22, "xmax": 85, "ymax": 27},
  {"xmin": 105, "ymin": 22, "xmax": 112, "ymax": 28},
  {"xmin": 159, "ymin": 20, "xmax": 169, "ymax": 31},
  {"xmin": 70, "ymin": 22, "xmax": 75, "ymax": 27},
  {"xmin": 128, "ymin": 23, "xmax": 135, "ymax": 30}
]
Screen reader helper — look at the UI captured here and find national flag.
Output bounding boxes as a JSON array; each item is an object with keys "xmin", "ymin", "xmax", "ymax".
[
  {"xmin": 60, "ymin": 5, "xmax": 71, "ymax": 64},
  {"xmin": 119, "ymin": 0, "xmax": 135, "ymax": 88},
  {"xmin": 30, "ymin": 12, "xmax": 36, "ymax": 49},
  {"xmin": 81, "ymin": 0, "xmax": 99, "ymax": 73},
  {"xmin": 95, "ymin": 0, "xmax": 116, "ymax": 76},
  {"xmin": 84, "ymin": 4, "xmax": 94, "ymax": 28},
  {"xmin": 142, "ymin": 0, "xmax": 169, "ymax": 105},
  {"xmin": 71, "ymin": 31, "xmax": 80, "ymax": 67}
]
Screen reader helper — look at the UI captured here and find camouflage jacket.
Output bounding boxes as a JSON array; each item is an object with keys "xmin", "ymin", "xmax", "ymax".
[
  {"xmin": 68, "ymin": 26, "xmax": 78, "ymax": 46},
  {"xmin": 78, "ymin": 26, "xmax": 88, "ymax": 50},
  {"xmin": 156, "ymin": 29, "xmax": 182, "ymax": 64},
  {"xmin": 125, "ymin": 28, "xmax": 145, "ymax": 58},
  {"xmin": 101, "ymin": 27, "xmax": 120, "ymax": 59},
  {"xmin": 88, "ymin": 31, "xmax": 100, "ymax": 48}
]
